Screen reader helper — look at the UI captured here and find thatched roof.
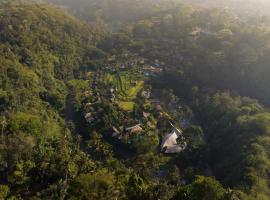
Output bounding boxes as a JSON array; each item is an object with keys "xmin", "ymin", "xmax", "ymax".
[
  {"xmin": 110, "ymin": 88, "xmax": 115, "ymax": 93},
  {"xmin": 126, "ymin": 124, "xmax": 143, "ymax": 133},
  {"xmin": 84, "ymin": 102, "xmax": 92, "ymax": 108},
  {"xmin": 85, "ymin": 112, "xmax": 91, "ymax": 118},
  {"xmin": 143, "ymin": 112, "xmax": 150, "ymax": 118},
  {"xmin": 84, "ymin": 112, "xmax": 94, "ymax": 123},
  {"xmin": 147, "ymin": 121, "xmax": 155, "ymax": 129},
  {"xmin": 141, "ymin": 90, "xmax": 151, "ymax": 99}
]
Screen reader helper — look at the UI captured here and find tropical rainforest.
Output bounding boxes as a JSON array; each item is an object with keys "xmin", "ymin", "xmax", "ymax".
[{"xmin": 1, "ymin": 0, "xmax": 270, "ymax": 199}]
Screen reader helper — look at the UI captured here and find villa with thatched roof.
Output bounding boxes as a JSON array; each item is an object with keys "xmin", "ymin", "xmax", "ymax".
[{"xmin": 125, "ymin": 124, "xmax": 143, "ymax": 133}]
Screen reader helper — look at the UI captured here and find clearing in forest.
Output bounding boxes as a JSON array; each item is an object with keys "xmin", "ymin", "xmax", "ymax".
[{"xmin": 105, "ymin": 71, "xmax": 144, "ymax": 111}]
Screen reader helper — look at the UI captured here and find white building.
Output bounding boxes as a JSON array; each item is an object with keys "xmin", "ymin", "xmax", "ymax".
[{"xmin": 161, "ymin": 127, "xmax": 185, "ymax": 154}]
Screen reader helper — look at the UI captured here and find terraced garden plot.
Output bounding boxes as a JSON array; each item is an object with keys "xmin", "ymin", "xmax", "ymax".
[
  {"xmin": 105, "ymin": 72, "xmax": 144, "ymax": 111},
  {"xmin": 117, "ymin": 101, "xmax": 135, "ymax": 111}
]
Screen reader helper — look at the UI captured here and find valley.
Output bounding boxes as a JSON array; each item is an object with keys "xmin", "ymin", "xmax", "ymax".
[{"xmin": 1, "ymin": 1, "xmax": 270, "ymax": 200}]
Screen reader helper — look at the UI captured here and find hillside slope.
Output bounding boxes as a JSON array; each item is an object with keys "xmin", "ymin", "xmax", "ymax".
[{"xmin": 0, "ymin": 1, "xmax": 105, "ymax": 198}]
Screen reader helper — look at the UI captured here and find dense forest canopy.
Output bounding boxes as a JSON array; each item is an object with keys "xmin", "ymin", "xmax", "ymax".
[
  {"xmin": 1, "ymin": 0, "xmax": 270, "ymax": 199},
  {"xmin": 46, "ymin": 0, "xmax": 270, "ymax": 22},
  {"xmin": 45, "ymin": 0, "xmax": 184, "ymax": 27}
]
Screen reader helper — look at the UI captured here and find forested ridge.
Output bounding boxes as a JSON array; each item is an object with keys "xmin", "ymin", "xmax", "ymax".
[
  {"xmin": 1, "ymin": 0, "xmax": 270, "ymax": 199},
  {"xmin": 0, "ymin": 1, "xmax": 107, "ymax": 198}
]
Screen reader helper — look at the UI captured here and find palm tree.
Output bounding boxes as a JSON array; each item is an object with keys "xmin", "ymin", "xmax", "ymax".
[{"xmin": 1, "ymin": 116, "xmax": 7, "ymax": 141}]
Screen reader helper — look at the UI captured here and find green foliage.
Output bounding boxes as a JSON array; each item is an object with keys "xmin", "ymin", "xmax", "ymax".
[
  {"xmin": 68, "ymin": 170, "xmax": 120, "ymax": 200},
  {"xmin": 46, "ymin": 0, "xmax": 180, "ymax": 24},
  {"xmin": 175, "ymin": 176, "xmax": 226, "ymax": 200},
  {"xmin": 129, "ymin": 132, "xmax": 159, "ymax": 154},
  {"xmin": 0, "ymin": 1, "xmax": 104, "ymax": 198},
  {"xmin": 127, "ymin": 173, "xmax": 147, "ymax": 200},
  {"xmin": 86, "ymin": 132, "xmax": 114, "ymax": 160},
  {"xmin": 135, "ymin": 5, "xmax": 270, "ymax": 105},
  {"xmin": 2, "ymin": 0, "xmax": 270, "ymax": 199},
  {"xmin": 67, "ymin": 79, "xmax": 90, "ymax": 111},
  {"xmin": 9, "ymin": 160, "xmax": 35, "ymax": 186},
  {"xmin": 183, "ymin": 125, "xmax": 204, "ymax": 150},
  {"xmin": 189, "ymin": 92, "xmax": 270, "ymax": 197},
  {"xmin": 168, "ymin": 165, "xmax": 181, "ymax": 185},
  {"xmin": 9, "ymin": 112, "xmax": 42, "ymax": 136},
  {"xmin": 190, "ymin": 176, "xmax": 226, "ymax": 200},
  {"xmin": 0, "ymin": 185, "xmax": 9, "ymax": 199},
  {"xmin": 105, "ymin": 72, "xmax": 144, "ymax": 111}
]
